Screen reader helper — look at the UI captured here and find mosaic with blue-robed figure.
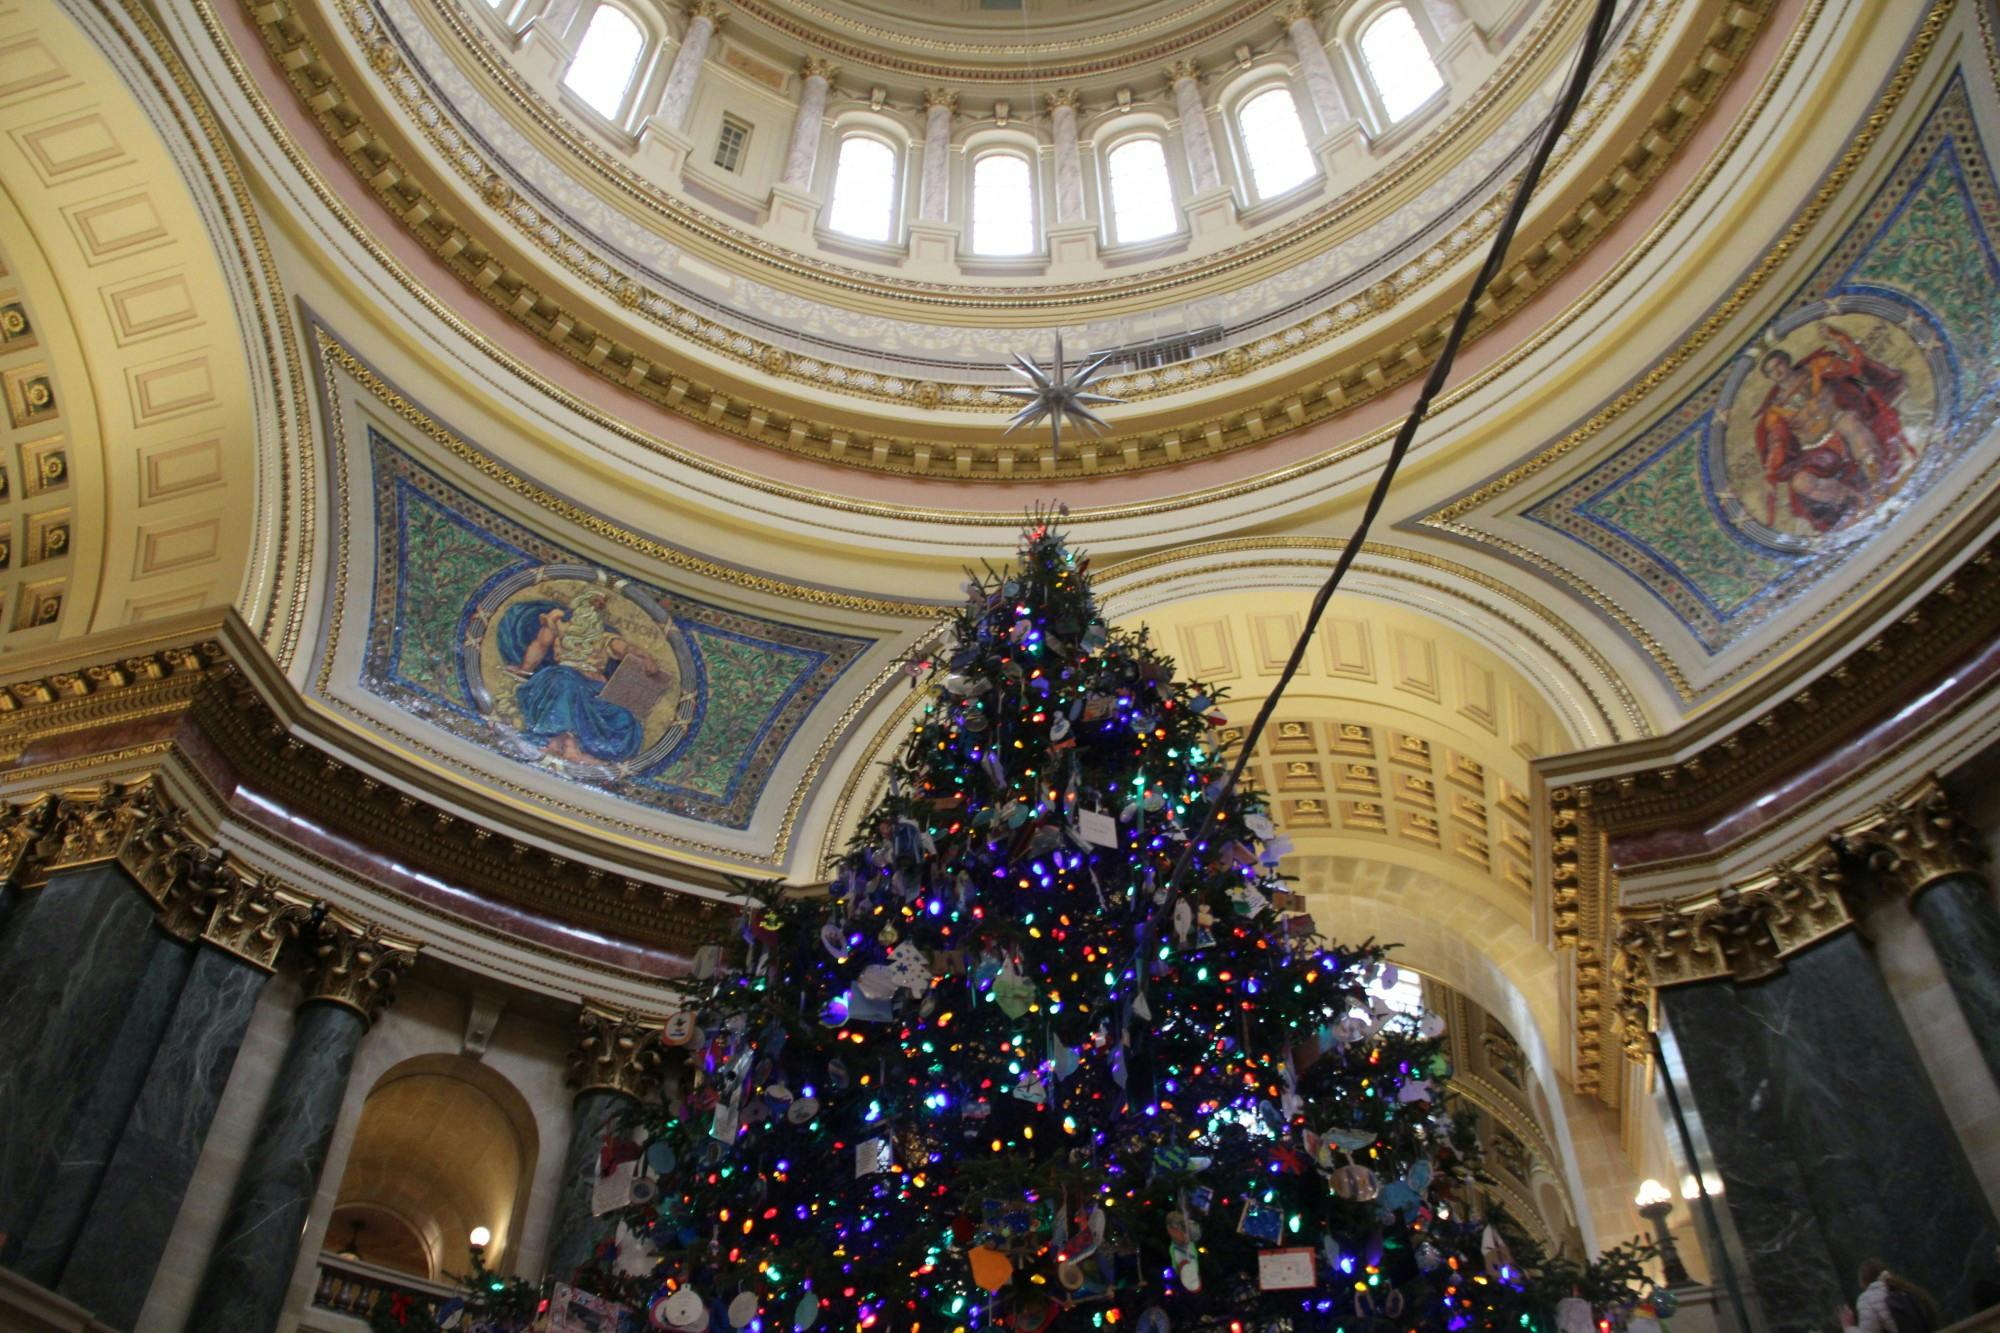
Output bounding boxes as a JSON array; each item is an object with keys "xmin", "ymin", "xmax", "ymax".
[{"xmin": 361, "ymin": 432, "xmax": 873, "ymax": 829}]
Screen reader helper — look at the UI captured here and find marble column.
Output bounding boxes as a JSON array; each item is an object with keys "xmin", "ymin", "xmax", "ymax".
[
  {"xmin": 1844, "ymin": 781, "xmax": 2000, "ymax": 1091},
  {"xmin": 1283, "ymin": 2, "xmax": 1351, "ymax": 133},
  {"xmin": 182, "ymin": 923, "xmax": 416, "ymax": 1333},
  {"xmin": 1169, "ymin": 61, "xmax": 1221, "ymax": 193},
  {"xmin": 0, "ymin": 865, "xmax": 161, "ymax": 1258},
  {"xmin": 1736, "ymin": 933, "xmax": 1995, "ymax": 1315},
  {"xmin": 1908, "ymin": 874, "xmax": 2000, "ymax": 1081},
  {"xmin": 654, "ymin": 1, "xmax": 720, "ymax": 133},
  {"xmin": 55, "ymin": 947, "xmax": 276, "ymax": 1325},
  {"xmin": 780, "ymin": 57, "xmax": 836, "ymax": 190},
  {"xmin": 1659, "ymin": 981, "xmax": 1842, "ymax": 1333},
  {"xmin": 542, "ymin": 1006, "xmax": 663, "ymax": 1280},
  {"xmin": 1047, "ymin": 90, "xmax": 1084, "ymax": 225},
  {"xmin": 917, "ymin": 89, "xmax": 956, "ymax": 223},
  {"xmin": 14, "ymin": 933, "xmax": 195, "ymax": 1287}
]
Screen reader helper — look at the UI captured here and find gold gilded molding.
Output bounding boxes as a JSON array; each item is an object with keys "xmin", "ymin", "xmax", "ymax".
[
  {"xmin": 1836, "ymin": 774, "xmax": 1991, "ymax": 899},
  {"xmin": 0, "ymin": 773, "xmax": 324, "ymax": 964},
  {"xmin": 239, "ymin": 0, "xmax": 1768, "ymax": 480},
  {"xmin": 305, "ymin": 914, "xmax": 420, "ymax": 1023},
  {"xmin": 1618, "ymin": 850, "xmax": 1851, "ymax": 992},
  {"xmin": 200, "ymin": 866, "xmax": 317, "ymax": 970},
  {"xmin": 569, "ymin": 1002, "xmax": 666, "ymax": 1097}
]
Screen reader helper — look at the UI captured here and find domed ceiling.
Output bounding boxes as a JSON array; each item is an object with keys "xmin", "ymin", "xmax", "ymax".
[
  {"xmin": 14, "ymin": 0, "xmax": 2000, "ymax": 1018},
  {"xmin": 232, "ymin": 0, "xmax": 1764, "ymax": 487}
]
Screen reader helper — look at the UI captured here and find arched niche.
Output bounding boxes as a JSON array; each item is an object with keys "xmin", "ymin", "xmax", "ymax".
[{"xmin": 328, "ymin": 1054, "xmax": 541, "ymax": 1279}]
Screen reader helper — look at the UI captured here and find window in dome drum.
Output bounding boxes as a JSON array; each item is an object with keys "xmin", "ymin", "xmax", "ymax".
[{"xmin": 714, "ymin": 116, "xmax": 749, "ymax": 173}]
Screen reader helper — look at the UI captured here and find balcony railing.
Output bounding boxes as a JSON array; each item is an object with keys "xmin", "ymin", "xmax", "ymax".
[{"xmin": 311, "ymin": 1253, "xmax": 457, "ymax": 1324}]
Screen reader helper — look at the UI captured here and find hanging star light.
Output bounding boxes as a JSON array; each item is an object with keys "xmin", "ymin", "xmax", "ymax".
[{"xmin": 994, "ymin": 333, "xmax": 1122, "ymax": 451}]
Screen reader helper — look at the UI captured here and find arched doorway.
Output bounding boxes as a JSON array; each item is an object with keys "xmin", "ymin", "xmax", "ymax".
[{"xmin": 327, "ymin": 1055, "xmax": 540, "ymax": 1279}]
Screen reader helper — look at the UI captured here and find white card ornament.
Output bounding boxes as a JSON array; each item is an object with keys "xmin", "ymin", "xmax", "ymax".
[
  {"xmin": 1077, "ymin": 809, "xmax": 1119, "ymax": 848},
  {"xmin": 1420, "ymin": 1013, "xmax": 1447, "ymax": 1039},
  {"xmin": 1172, "ymin": 899, "xmax": 1194, "ymax": 942},
  {"xmin": 728, "ymin": 1292, "xmax": 760, "ymax": 1328},
  {"xmin": 795, "ymin": 1293, "xmax": 821, "ymax": 1331},
  {"xmin": 1256, "ymin": 1248, "xmax": 1317, "ymax": 1290},
  {"xmin": 855, "ymin": 964, "xmax": 899, "ymax": 1002},
  {"xmin": 612, "ymin": 1221, "xmax": 656, "ymax": 1277},
  {"xmin": 855, "ymin": 1136, "xmax": 894, "ymax": 1176},
  {"xmin": 1131, "ymin": 989, "xmax": 1152, "ymax": 1022},
  {"xmin": 1397, "ymin": 1077, "xmax": 1433, "ymax": 1104},
  {"xmin": 1244, "ymin": 811, "xmax": 1277, "ymax": 839},
  {"xmin": 888, "ymin": 940, "xmax": 933, "ymax": 997},
  {"xmin": 711, "ymin": 1099, "xmax": 741, "ymax": 1143},
  {"xmin": 591, "ymin": 1158, "xmax": 637, "ymax": 1215},
  {"xmin": 1050, "ymin": 714, "xmax": 1071, "ymax": 742},
  {"xmin": 820, "ymin": 922, "xmax": 850, "ymax": 961}
]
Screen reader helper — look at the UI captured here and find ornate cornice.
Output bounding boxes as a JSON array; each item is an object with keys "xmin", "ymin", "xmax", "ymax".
[
  {"xmin": 1836, "ymin": 775, "xmax": 1990, "ymax": 900},
  {"xmin": 569, "ymin": 1002, "xmax": 665, "ymax": 1097},
  {"xmin": 304, "ymin": 914, "xmax": 420, "ymax": 1022},
  {"xmin": 0, "ymin": 616, "xmax": 747, "ymax": 967}
]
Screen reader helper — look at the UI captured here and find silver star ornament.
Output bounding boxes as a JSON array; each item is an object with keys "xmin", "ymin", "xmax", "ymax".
[{"xmin": 995, "ymin": 333, "xmax": 1123, "ymax": 451}]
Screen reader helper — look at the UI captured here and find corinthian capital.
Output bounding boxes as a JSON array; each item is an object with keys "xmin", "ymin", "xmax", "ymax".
[
  {"xmin": 1044, "ymin": 88, "xmax": 1081, "ymax": 114},
  {"xmin": 686, "ymin": 0, "xmax": 726, "ymax": 23},
  {"xmin": 1281, "ymin": 0, "xmax": 1319, "ymax": 24},
  {"xmin": 1167, "ymin": 58, "xmax": 1204, "ymax": 87},
  {"xmin": 569, "ymin": 1003, "xmax": 664, "ymax": 1098},
  {"xmin": 306, "ymin": 917, "xmax": 420, "ymax": 1023},
  {"xmin": 800, "ymin": 56, "xmax": 839, "ymax": 84},
  {"xmin": 199, "ymin": 868, "xmax": 317, "ymax": 971},
  {"xmin": 923, "ymin": 87, "xmax": 959, "ymax": 114},
  {"xmin": 0, "ymin": 794, "xmax": 59, "ymax": 886},
  {"xmin": 1839, "ymin": 776, "xmax": 1989, "ymax": 898}
]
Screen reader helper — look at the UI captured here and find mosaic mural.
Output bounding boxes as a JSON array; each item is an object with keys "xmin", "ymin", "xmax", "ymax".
[
  {"xmin": 1510, "ymin": 73, "xmax": 2000, "ymax": 653},
  {"xmin": 362, "ymin": 431, "xmax": 872, "ymax": 829}
]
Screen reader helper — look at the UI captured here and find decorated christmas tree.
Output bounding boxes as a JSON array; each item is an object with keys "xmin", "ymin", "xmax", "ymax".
[{"xmin": 556, "ymin": 516, "xmax": 1650, "ymax": 1330}]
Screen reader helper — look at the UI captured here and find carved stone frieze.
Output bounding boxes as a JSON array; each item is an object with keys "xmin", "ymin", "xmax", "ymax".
[
  {"xmin": 569, "ymin": 1003, "xmax": 665, "ymax": 1099},
  {"xmin": 1836, "ymin": 775, "xmax": 1990, "ymax": 899},
  {"xmin": 305, "ymin": 916, "xmax": 420, "ymax": 1023}
]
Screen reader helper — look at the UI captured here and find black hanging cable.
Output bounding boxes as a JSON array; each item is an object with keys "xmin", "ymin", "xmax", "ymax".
[{"xmin": 1164, "ymin": 0, "xmax": 1620, "ymax": 899}]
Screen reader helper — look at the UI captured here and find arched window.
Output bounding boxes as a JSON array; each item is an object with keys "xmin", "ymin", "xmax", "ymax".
[
  {"xmin": 562, "ymin": 4, "xmax": 645, "ymax": 120},
  {"xmin": 825, "ymin": 135, "xmax": 899, "ymax": 242},
  {"xmin": 969, "ymin": 153, "xmax": 1035, "ymax": 256},
  {"xmin": 1359, "ymin": 5, "xmax": 1444, "ymax": 124},
  {"xmin": 1235, "ymin": 86, "xmax": 1315, "ymax": 200},
  {"xmin": 1105, "ymin": 138, "xmax": 1176, "ymax": 245}
]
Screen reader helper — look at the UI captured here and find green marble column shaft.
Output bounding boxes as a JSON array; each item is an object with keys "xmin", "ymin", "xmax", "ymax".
[
  {"xmin": 56, "ymin": 944, "xmax": 270, "ymax": 1328},
  {"xmin": 0, "ymin": 865, "xmax": 161, "ymax": 1261},
  {"xmin": 181, "ymin": 1001, "xmax": 367, "ymax": 1333},
  {"xmin": 13, "ymin": 932, "xmax": 195, "ymax": 1287},
  {"xmin": 542, "ymin": 1089, "xmax": 633, "ymax": 1281},
  {"xmin": 1908, "ymin": 873, "xmax": 2000, "ymax": 1089}
]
